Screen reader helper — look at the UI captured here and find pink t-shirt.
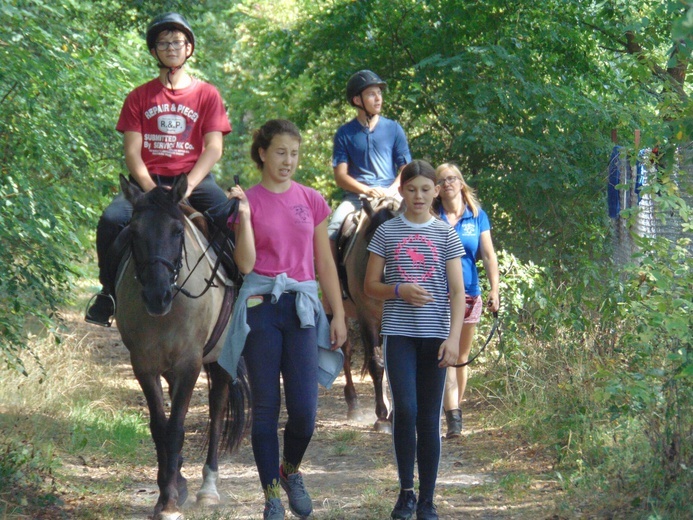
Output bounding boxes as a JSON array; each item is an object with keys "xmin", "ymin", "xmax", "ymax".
[
  {"xmin": 116, "ymin": 78, "xmax": 232, "ymax": 176},
  {"xmin": 244, "ymin": 181, "xmax": 330, "ymax": 281}
]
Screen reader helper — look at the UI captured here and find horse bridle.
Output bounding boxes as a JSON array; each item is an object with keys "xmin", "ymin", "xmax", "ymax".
[
  {"xmin": 132, "ymin": 238, "xmax": 184, "ymax": 289},
  {"xmin": 129, "ymin": 196, "xmax": 239, "ymax": 301}
]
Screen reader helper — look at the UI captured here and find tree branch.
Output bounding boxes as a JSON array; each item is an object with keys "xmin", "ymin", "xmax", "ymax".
[
  {"xmin": 0, "ymin": 82, "xmax": 18, "ymax": 106},
  {"xmin": 625, "ymin": 31, "xmax": 688, "ymax": 102}
]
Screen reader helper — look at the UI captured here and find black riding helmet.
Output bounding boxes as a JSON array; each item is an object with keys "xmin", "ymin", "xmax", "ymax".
[
  {"xmin": 146, "ymin": 12, "xmax": 195, "ymax": 57},
  {"xmin": 346, "ymin": 70, "xmax": 387, "ymax": 106}
]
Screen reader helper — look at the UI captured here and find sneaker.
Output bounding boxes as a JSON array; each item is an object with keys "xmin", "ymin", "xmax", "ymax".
[
  {"xmin": 264, "ymin": 498, "xmax": 285, "ymax": 520},
  {"xmin": 280, "ymin": 468, "xmax": 313, "ymax": 518},
  {"xmin": 416, "ymin": 499, "xmax": 438, "ymax": 520},
  {"xmin": 85, "ymin": 292, "xmax": 115, "ymax": 327},
  {"xmin": 391, "ymin": 489, "xmax": 417, "ymax": 519}
]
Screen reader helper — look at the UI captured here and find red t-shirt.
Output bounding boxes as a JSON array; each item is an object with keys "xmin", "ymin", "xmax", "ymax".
[{"xmin": 116, "ymin": 78, "xmax": 232, "ymax": 176}]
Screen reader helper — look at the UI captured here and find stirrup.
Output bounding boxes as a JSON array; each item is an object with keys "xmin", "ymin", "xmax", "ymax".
[{"xmin": 84, "ymin": 292, "xmax": 116, "ymax": 327}]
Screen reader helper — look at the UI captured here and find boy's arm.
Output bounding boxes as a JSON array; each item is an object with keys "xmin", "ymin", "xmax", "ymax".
[
  {"xmin": 334, "ymin": 162, "xmax": 386, "ymax": 198},
  {"xmin": 185, "ymin": 131, "xmax": 224, "ymax": 199},
  {"xmin": 123, "ymin": 131, "xmax": 156, "ymax": 192}
]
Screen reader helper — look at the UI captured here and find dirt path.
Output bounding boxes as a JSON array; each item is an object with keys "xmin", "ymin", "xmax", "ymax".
[{"xmin": 56, "ymin": 312, "xmax": 563, "ymax": 520}]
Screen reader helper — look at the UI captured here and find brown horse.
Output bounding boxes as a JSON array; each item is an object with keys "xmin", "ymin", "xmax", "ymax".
[
  {"xmin": 338, "ymin": 196, "xmax": 401, "ymax": 432},
  {"xmin": 114, "ymin": 174, "xmax": 249, "ymax": 520}
]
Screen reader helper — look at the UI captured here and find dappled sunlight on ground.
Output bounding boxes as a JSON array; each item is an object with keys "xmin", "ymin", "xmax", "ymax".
[{"xmin": 2, "ymin": 306, "xmax": 564, "ymax": 519}]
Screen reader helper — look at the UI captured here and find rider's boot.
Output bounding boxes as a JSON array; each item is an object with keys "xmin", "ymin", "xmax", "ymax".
[
  {"xmin": 85, "ymin": 289, "xmax": 115, "ymax": 327},
  {"xmin": 86, "ymin": 260, "xmax": 116, "ymax": 327}
]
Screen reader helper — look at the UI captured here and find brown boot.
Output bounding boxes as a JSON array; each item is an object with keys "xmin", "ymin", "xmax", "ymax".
[{"xmin": 445, "ymin": 409, "xmax": 462, "ymax": 438}]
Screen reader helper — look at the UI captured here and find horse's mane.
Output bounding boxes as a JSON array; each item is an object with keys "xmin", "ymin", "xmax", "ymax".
[{"xmin": 138, "ymin": 187, "xmax": 185, "ymax": 221}]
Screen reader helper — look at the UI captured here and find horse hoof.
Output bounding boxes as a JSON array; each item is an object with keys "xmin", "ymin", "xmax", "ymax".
[
  {"xmin": 347, "ymin": 409, "xmax": 363, "ymax": 422},
  {"xmin": 196, "ymin": 491, "xmax": 220, "ymax": 507},
  {"xmin": 155, "ymin": 512, "xmax": 184, "ymax": 520},
  {"xmin": 373, "ymin": 419, "xmax": 392, "ymax": 434}
]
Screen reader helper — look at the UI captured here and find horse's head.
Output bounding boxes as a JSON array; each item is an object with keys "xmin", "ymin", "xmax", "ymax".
[
  {"xmin": 120, "ymin": 174, "xmax": 187, "ymax": 316},
  {"xmin": 363, "ymin": 196, "xmax": 401, "ymax": 240}
]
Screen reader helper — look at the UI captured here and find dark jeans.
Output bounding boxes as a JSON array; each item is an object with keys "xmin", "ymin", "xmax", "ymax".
[
  {"xmin": 242, "ymin": 292, "xmax": 319, "ymax": 491},
  {"xmin": 385, "ymin": 335, "xmax": 447, "ymax": 503},
  {"xmin": 95, "ymin": 173, "xmax": 231, "ymax": 290}
]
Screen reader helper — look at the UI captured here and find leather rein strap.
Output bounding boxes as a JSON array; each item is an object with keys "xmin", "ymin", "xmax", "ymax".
[{"xmin": 450, "ymin": 311, "xmax": 502, "ymax": 368}]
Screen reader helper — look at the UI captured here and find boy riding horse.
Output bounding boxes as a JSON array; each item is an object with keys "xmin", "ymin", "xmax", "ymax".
[{"xmin": 86, "ymin": 12, "xmax": 234, "ymax": 326}]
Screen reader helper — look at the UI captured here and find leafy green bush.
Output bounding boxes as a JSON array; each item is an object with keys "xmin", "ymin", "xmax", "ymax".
[
  {"xmin": 483, "ymin": 198, "xmax": 692, "ymax": 517},
  {"xmin": 0, "ymin": 436, "xmax": 62, "ymax": 514}
]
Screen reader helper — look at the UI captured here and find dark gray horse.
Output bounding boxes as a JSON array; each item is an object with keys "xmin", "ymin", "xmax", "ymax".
[
  {"xmin": 339, "ymin": 196, "xmax": 400, "ymax": 432},
  {"xmin": 115, "ymin": 174, "xmax": 249, "ymax": 519}
]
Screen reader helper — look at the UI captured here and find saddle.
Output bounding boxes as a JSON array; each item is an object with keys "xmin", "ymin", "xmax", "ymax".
[{"xmin": 335, "ymin": 209, "xmax": 362, "ymax": 296}]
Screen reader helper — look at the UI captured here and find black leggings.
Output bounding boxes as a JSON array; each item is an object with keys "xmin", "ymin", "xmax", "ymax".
[
  {"xmin": 384, "ymin": 335, "xmax": 447, "ymax": 503},
  {"xmin": 243, "ymin": 292, "xmax": 319, "ymax": 492}
]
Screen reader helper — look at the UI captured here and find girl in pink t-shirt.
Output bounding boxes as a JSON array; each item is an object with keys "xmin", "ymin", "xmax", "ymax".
[{"xmin": 233, "ymin": 119, "xmax": 346, "ymax": 520}]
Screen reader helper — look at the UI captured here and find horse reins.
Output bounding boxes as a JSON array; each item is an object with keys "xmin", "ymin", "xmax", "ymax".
[
  {"xmin": 450, "ymin": 311, "xmax": 502, "ymax": 368},
  {"xmin": 172, "ymin": 197, "xmax": 239, "ymax": 300}
]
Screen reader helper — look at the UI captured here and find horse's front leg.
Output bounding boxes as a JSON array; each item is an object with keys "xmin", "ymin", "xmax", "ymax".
[
  {"xmin": 196, "ymin": 362, "xmax": 230, "ymax": 507},
  {"xmin": 135, "ymin": 372, "xmax": 176, "ymax": 518},
  {"xmin": 363, "ymin": 324, "xmax": 391, "ymax": 433},
  {"xmin": 136, "ymin": 364, "xmax": 198, "ymax": 520},
  {"xmin": 156, "ymin": 365, "xmax": 200, "ymax": 518}
]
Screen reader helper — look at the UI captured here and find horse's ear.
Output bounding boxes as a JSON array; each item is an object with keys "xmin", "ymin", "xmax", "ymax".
[
  {"xmin": 170, "ymin": 174, "xmax": 188, "ymax": 204},
  {"xmin": 120, "ymin": 174, "xmax": 143, "ymax": 205}
]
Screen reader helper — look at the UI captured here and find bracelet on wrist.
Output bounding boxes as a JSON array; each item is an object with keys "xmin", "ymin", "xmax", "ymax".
[{"xmin": 394, "ymin": 282, "xmax": 401, "ymax": 298}]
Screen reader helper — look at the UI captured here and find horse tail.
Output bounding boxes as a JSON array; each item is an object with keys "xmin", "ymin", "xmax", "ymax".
[
  {"xmin": 360, "ymin": 348, "xmax": 371, "ymax": 379},
  {"xmin": 221, "ymin": 358, "xmax": 252, "ymax": 454}
]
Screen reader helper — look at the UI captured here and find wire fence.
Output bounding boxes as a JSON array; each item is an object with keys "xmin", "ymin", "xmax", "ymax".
[{"xmin": 610, "ymin": 146, "xmax": 693, "ymax": 266}]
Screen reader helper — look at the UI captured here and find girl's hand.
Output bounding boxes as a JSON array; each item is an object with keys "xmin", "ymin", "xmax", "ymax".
[
  {"xmin": 437, "ymin": 339, "xmax": 459, "ymax": 368},
  {"xmin": 329, "ymin": 315, "xmax": 348, "ymax": 350},
  {"xmin": 487, "ymin": 291, "xmax": 500, "ymax": 313},
  {"xmin": 228, "ymin": 185, "xmax": 250, "ymax": 219},
  {"xmin": 400, "ymin": 283, "xmax": 433, "ymax": 307}
]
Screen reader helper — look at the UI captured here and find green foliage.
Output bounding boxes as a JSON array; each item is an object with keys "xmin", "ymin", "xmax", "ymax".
[
  {"xmin": 0, "ymin": 1, "xmax": 234, "ymax": 370},
  {"xmin": 485, "ymin": 189, "xmax": 692, "ymax": 517},
  {"xmin": 0, "ymin": 1, "xmax": 145, "ymax": 370},
  {"xmin": 0, "ymin": 435, "xmax": 61, "ymax": 515},
  {"xmin": 218, "ymin": 0, "xmax": 688, "ymax": 267}
]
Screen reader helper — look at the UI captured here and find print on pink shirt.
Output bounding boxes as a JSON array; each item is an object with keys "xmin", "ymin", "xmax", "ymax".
[{"xmin": 292, "ymin": 204, "xmax": 311, "ymax": 224}]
